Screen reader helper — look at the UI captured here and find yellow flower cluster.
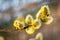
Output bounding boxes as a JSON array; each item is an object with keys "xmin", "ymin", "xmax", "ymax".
[
  {"xmin": 13, "ymin": 5, "xmax": 53, "ymax": 34},
  {"xmin": 36, "ymin": 5, "xmax": 53, "ymax": 25},
  {"xmin": 25, "ymin": 15, "xmax": 41, "ymax": 34},
  {"xmin": 13, "ymin": 14, "xmax": 41, "ymax": 34},
  {"xmin": 13, "ymin": 17, "xmax": 25, "ymax": 30},
  {"xmin": 29, "ymin": 32, "xmax": 43, "ymax": 40}
]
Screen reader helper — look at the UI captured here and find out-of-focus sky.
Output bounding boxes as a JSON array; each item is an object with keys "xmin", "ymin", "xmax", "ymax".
[
  {"xmin": 0, "ymin": 0, "xmax": 43, "ymax": 23},
  {"xmin": 0, "ymin": 0, "xmax": 41, "ymax": 11}
]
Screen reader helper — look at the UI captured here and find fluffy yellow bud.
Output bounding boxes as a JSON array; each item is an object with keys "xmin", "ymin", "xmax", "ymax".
[
  {"xmin": 25, "ymin": 26, "xmax": 35, "ymax": 34},
  {"xmin": 25, "ymin": 14, "xmax": 33, "ymax": 25},
  {"xmin": 36, "ymin": 5, "xmax": 50, "ymax": 19},
  {"xmin": 13, "ymin": 17, "xmax": 25, "ymax": 30},
  {"xmin": 35, "ymin": 33, "xmax": 43, "ymax": 40},
  {"xmin": 33, "ymin": 19, "xmax": 41, "ymax": 29},
  {"xmin": 44, "ymin": 16, "xmax": 53, "ymax": 25}
]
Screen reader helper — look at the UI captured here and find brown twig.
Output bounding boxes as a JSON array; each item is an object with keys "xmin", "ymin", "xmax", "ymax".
[{"xmin": 0, "ymin": 29, "xmax": 20, "ymax": 32}]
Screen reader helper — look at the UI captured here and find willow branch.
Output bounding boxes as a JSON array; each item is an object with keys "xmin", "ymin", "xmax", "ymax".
[{"xmin": 0, "ymin": 29, "xmax": 20, "ymax": 32}]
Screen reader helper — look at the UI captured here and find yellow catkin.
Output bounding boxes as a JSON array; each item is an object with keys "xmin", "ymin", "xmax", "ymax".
[
  {"xmin": 44, "ymin": 16, "xmax": 53, "ymax": 25},
  {"xmin": 33, "ymin": 19, "xmax": 41, "ymax": 29},
  {"xmin": 25, "ymin": 14, "xmax": 33, "ymax": 25},
  {"xmin": 35, "ymin": 33, "xmax": 43, "ymax": 40},
  {"xmin": 36, "ymin": 5, "xmax": 50, "ymax": 19},
  {"xmin": 13, "ymin": 17, "xmax": 25, "ymax": 30},
  {"xmin": 25, "ymin": 26, "xmax": 35, "ymax": 34}
]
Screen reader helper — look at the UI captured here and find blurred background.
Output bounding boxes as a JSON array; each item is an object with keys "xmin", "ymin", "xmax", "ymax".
[{"xmin": 0, "ymin": 0, "xmax": 60, "ymax": 40}]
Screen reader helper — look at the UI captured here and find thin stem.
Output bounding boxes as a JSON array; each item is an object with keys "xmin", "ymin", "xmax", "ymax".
[{"xmin": 0, "ymin": 29, "xmax": 20, "ymax": 32}]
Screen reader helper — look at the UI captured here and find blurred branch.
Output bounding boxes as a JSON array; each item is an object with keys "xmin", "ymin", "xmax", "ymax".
[{"xmin": 0, "ymin": 29, "xmax": 20, "ymax": 32}]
